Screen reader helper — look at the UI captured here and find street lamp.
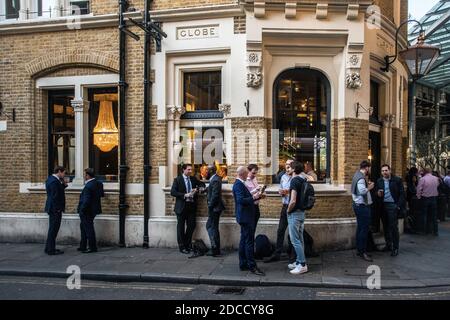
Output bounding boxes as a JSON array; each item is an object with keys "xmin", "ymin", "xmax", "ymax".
[{"xmin": 381, "ymin": 20, "xmax": 441, "ymax": 80}]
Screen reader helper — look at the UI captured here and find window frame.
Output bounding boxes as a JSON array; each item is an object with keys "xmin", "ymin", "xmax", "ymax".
[
  {"xmin": 47, "ymin": 89, "xmax": 76, "ymax": 178},
  {"xmin": 272, "ymin": 68, "xmax": 331, "ymax": 183},
  {"xmin": 180, "ymin": 68, "xmax": 224, "ymax": 120}
]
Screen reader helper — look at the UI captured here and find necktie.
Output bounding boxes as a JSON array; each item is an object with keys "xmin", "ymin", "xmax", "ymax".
[{"xmin": 186, "ymin": 178, "xmax": 192, "ymax": 193}]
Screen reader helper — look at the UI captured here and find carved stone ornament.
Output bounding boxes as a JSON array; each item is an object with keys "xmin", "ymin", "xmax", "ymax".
[
  {"xmin": 218, "ymin": 103, "xmax": 231, "ymax": 117},
  {"xmin": 247, "ymin": 70, "xmax": 263, "ymax": 88},
  {"xmin": 346, "ymin": 72, "xmax": 362, "ymax": 89},
  {"xmin": 167, "ymin": 105, "xmax": 186, "ymax": 120}
]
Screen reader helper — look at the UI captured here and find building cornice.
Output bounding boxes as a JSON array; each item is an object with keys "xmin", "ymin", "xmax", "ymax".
[{"xmin": 149, "ymin": 4, "xmax": 245, "ymax": 22}]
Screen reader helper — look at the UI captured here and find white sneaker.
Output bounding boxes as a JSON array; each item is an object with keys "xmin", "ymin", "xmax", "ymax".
[
  {"xmin": 290, "ymin": 264, "xmax": 308, "ymax": 275},
  {"xmin": 288, "ymin": 262, "xmax": 298, "ymax": 270}
]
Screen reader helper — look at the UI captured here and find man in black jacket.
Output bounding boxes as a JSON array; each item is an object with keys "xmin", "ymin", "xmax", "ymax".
[
  {"xmin": 376, "ymin": 164, "xmax": 406, "ymax": 256},
  {"xmin": 170, "ymin": 164, "xmax": 206, "ymax": 254},
  {"xmin": 44, "ymin": 166, "xmax": 67, "ymax": 255},
  {"xmin": 205, "ymin": 165, "xmax": 226, "ymax": 257},
  {"xmin": 77, "ymin": 168, "xmax": 104, "ymax": 253}
]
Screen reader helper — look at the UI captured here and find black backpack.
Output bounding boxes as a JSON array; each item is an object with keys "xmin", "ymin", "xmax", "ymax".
[
  {"xmin": 188, "ymin": 239, "xmax": 209, "ymax": 258},
  {"xmin": 299, "ymin": 178, "xmax": 316, "ymax": 211},
  {"xmin": 254, "ymin": 234, "xmax": 274, "ymax": 259}
]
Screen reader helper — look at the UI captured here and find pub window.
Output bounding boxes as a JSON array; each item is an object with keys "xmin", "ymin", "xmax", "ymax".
[
  {"xmin": 70, "ymin": 0, "xmax": 90, "ymax": 15},
  {"xmin": 183, "ymin": 70, "xmax": 221, "ymax": 114},
  {"xmin": 178, "ymin": 126, "xmax": 227, "ymax": 182},
  {"xmin": 48, "ymin": 90, "xmax": 76, "ymax": 179},
  {"xmin": 88, "ymin": 88, "xmax": 119, "ymax": 182},
  {"xmin": 370, "ymin": 80, "xmax": 381, "ymax": 125},
  {"xmin": 274, "ymin": 68, "xmax": 330, "ymax": 182},
  {"xmin": 4, "ymin": 0, "xmax": 20, "ymax": 19}
]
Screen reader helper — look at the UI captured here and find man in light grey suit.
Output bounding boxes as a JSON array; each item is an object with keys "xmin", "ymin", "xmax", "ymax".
[{"xmin": 206, "ymin": 165, "xmax": 226, "ymax": 257}]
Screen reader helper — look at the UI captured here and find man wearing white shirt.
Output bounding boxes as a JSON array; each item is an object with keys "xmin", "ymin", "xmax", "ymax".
[{"xmin": 351, "ymin": 160, "xmax": 374, "ymax": 262}]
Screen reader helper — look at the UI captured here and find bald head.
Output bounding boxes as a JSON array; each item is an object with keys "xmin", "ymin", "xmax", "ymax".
[{"xmin": 237, "ymin": 166, "xmax": 248, "ymax": 180}]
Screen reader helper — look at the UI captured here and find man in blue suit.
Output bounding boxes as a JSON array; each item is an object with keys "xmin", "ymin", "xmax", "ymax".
[
  {"xmin": 44, "ymin": 166, "xmax": 67, "ymax": 255},
  {"xmin": 77, "ymin": 168, "xmax": 104, "ymax": 253},
  {"xmin": 233, "ymin": 166, "xmax": 265, "ymax": 276}
]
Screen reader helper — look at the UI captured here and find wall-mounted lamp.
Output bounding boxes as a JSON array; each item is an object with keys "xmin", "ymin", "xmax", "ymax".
[
  {"xmin": 355, "ymin": 102, "xmax": 373, "ymax": 119},
  {"xmin": 0, "ymin": 102, "xmax": 16, "ymax": 122},
  {"xmin": 381, "ymin": 19, "xmax": 440, "ymax": 80}
]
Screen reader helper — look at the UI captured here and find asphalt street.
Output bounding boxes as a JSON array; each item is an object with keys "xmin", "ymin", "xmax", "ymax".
[{"xmin": 1, "ymin": 275, "xmax": 450, "ymax": 300}]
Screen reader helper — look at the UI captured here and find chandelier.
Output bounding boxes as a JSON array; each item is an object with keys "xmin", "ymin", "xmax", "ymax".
[{"xmin": 93, "ymin": 100, "xmax": 119, "ymax": 152}]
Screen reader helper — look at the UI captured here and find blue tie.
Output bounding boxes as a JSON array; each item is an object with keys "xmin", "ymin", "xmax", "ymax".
[{"xmin": 186, "ymin": 178, "xmax": 192, "ymax": 193}]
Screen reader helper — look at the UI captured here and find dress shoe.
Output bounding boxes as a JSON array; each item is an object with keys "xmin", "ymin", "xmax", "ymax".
[
  {"xmin": 239, "ymin": 266, "xmax": 249, "ymax": 271},
  {"xmin": 47, "ymin": 250, "xmax": 64, "ymax": 255},
  {"xmin": 206, "ymin": 250, "xmax": 222, "ymax": 257},
  {"xmin": 180, "ymin": 249, "xmax": 190, "ymax": 254},
  {"xmin": 82, "ymin": 249, "xmax": 98, "ymax": 253},
  {"xmin": 77, "ymin": 247, "xmax": 86, "ymax": 252},
  {"xmin": 263, "ymin": 255, "xmax": 280, "ymax": 263},
  {"xmin": 250, "ymin": 267, "xmax": 265, "ymax": 276},
  {"xmin": 381, "ymin": 245, "xmax": 392, "ymax": 252},
  {"xmin": 357, "ymin": 252, "xmax": 373, "ymax": 262},
  {"xmin": 391, "ymin": 249, "xmax": 399, "ymax": 257}
]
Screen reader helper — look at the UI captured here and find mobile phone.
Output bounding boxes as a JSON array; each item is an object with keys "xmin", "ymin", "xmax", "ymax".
[{"xmin": 260, "ymin": 185, "xmax": 267, "ymax": 193}]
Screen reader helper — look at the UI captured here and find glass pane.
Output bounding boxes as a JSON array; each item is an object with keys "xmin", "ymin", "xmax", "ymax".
[
  {"xmin": 178, "ymin": 126, "xmax": 227, "ymax": 182},
  {"xmin": 88, "ymin": 89, "xmax": 119, "ymax": 182},
  {"xmin": 184, "ymin": 71, "xmax": 221, "ymax": 111},
  {"xmin": 5, "ymin": 0, "xmax": 20, "ymax": 19},
  {"xmin": 275, "ymin": 69, "xmax": 329, "ymax": 181}
]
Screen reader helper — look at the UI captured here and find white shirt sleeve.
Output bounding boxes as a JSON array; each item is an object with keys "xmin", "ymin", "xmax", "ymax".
[{"xmin": 357, "ymin": 179, "xmax": 368, "ymax": 195}]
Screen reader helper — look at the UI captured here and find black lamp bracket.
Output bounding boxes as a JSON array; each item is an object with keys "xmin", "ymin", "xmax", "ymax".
[
  {"xmin": 381, "ymin": 19, "xmax": 424, "ymax": 73},
  {"xmin": 355, "ymin": 102, "xmax": 373, "ymax": 118}
]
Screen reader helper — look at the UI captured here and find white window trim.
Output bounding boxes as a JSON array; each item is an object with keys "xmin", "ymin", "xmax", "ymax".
[{"xmin": 36, "ymin": 74, "xmax": 119, "ymax": 186}]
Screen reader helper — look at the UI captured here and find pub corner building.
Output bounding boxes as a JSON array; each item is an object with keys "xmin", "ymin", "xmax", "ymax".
[{"xmin": 0, "ymin": 0, "xmax": 409, "ymax": 251}]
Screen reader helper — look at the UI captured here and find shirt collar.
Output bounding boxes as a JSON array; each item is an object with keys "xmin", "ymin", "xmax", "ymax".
[
  {"xmin": 183, "ymin": 174, "xmax": 189, "ymax": 180},
  {"xmin": 85, "ymin": 178, "xmax": 95, "ymax": 184},
  {"xmin": 237, "ymin": 177, "xmax": 245, "ymax": 183}
]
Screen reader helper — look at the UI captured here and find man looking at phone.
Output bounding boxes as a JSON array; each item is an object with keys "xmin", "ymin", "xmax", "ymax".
[
  {"xmin": 376, "ymin": 164, "xmax": 406, "ymax": 257},
  {"xmin": 264, "ymin": 159, "xmax": 295, "ymax": 263}
]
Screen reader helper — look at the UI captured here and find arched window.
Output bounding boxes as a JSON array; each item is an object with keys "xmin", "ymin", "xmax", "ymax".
[{"xmin": 273, "ymin": 68, "xmax": 331, "ymax": 182}]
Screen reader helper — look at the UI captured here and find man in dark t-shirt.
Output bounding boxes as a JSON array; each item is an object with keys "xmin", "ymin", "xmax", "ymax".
[{"xmin": 286, "ymin": 161, "xmax": 308, "ymax": 275}]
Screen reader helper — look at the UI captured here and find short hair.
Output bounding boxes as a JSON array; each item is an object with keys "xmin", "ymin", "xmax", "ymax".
[
  {"xmin": 181, "ymin": 163, "xmax": 192, "ymax": 171},
  {"xmin": 247, "ymin": 164, "xmax": 259, "ymax": 172},
  {"xmin": 381, "ymin": 164, "xmax": 391, "ymax": 170},
  {"xmin": 208, "ymin": 164, "xmax": 217, "ymax": 174},
  {"xmin": 85, "ymin": 168, "xmax": 95, "ymax": 178},
  {"xmin": 360, "ymin": 161, "xmax": 371, "ymax": 169},
  {"xmin": 53, "ymin": 166, "xmax": 65, "ymax": 174},
  {"xmin": 291, "ymin": 161, "xmax": 304, "ymax": 175},
  {"xmin": 237, "ymin": 166, "xmax": 247, "ymax": 175}
]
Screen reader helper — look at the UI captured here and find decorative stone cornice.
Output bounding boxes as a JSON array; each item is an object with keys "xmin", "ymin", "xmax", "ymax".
[
  {"xmin": 167, "ymin": 105, "xmax": 186, "ymax": 120},
  {"xmin": 381, "ymin": 114, "xmax": 396, "ymax": 126},
  {"xmin": 218, "ymin": 103, "xmax": 231, "ymax": 117},
  {"xmin": 254, "ymin": 2, "xmax": 266, "ymax": 18},
  {"xmin": 285, "ymin": 3, "xmax": 297, "ymax": 19},
  {"xmin": 316, "ymin": 4, "xmax": 328, "ymax": 20},
  {"xmin": 347, "ymin": 4, "xmax": 359, "ymax": 20}
]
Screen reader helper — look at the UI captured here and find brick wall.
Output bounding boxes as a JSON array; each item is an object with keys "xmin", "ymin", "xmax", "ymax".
[
  {"xmin": 234, "ymin": 16, "xmax": 246, "ymax": 34},
  {"xmin": 336, "ymin": 118, "xmax": 369, "ymax": 184},
  {"xmin": 151, "ymin": 0, "xmax": 237, "ymax": 11},
  {"xmin": 165, "ymin": 191, "xmax": 353, "ymax": 219}
]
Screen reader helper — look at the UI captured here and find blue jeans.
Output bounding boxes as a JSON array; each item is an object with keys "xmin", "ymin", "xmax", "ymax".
[
  {"xmin": 287, "ymin": 210, "xmax": 306, "ymax": 265},
  {"xmin": 353, "ymin": 203, "xmax": 371, "ymax": 254},
  {"xmin": 421, "ymin": 197, "xmax": 438, "ymax": 234}
]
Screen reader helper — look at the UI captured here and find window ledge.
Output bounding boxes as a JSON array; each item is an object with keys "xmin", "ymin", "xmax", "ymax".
[
  {"xmin": 23, "ymin": 182, "xmax": 119, "ymax": 194},
  {"xmin": 163, "ymin": 183, "xmax": 349, "ymax": 196}
]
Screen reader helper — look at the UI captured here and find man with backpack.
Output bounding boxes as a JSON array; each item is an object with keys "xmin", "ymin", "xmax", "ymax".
[{"xmin": 286, "ymin": 161, "xmax": 314, "ymax": 275}]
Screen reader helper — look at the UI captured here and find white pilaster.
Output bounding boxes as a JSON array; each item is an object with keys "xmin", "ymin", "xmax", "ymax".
[{"xmin": 71, "ymin": 99, "xmax": 89, "ymax": 186}]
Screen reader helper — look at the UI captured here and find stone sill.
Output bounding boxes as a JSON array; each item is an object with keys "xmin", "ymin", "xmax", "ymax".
[
  {"xmin": 25, "ymin": 183, "xmax": 119, "ymax": 194},
  {"xmin": 163, "ymin": 183, "xmax": 349, "ymax": 197}
]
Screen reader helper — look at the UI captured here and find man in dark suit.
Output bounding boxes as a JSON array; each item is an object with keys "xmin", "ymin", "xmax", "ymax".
[
  {"xmin": 170, "ymin": 164, "xmax": 206, "ymax": 254},
  {"xmin": 205, "ymin": 165, "xmax": 226, "ymax": 257},
  {"xmin": 77, "ymin": 168, "xmax": 104, "ymax": 253},
  {"xmin": 233, "ymin": 166, "xmax": 265, "ymax": 276},
  {"xmin": 44, "ymin": 166, "xmax": 67, "ymax": 255},
  {"xmin": 376, "ymin": 164, "xmax": 406, "ymax": 257}
]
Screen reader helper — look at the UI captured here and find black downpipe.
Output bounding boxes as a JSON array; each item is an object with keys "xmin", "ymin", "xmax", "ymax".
[
  {"xmin": 143, "ymin": 0, "xmax": 151, "ymax": 248},
  {"xmin": 118, "ymin": 0, "xmax": 129, "ymax": 247}
]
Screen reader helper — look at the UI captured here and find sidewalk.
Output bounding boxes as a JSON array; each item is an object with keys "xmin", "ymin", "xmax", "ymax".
[{"xmin": 1, "ymin": 222, "xmax": 450, "ymax": 289}]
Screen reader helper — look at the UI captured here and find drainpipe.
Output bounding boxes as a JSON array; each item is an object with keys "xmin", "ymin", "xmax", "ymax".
[
  {"xmin": 408, "ymin": 81, "xmax": 417, "ymax": 168},
  {"xmin": 143, "ymin": 0, "xmax": 151, "ymax": 248},
  {"xmin": 118, "ymin": 0, "xmax": 129, "ymax": 247}
]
